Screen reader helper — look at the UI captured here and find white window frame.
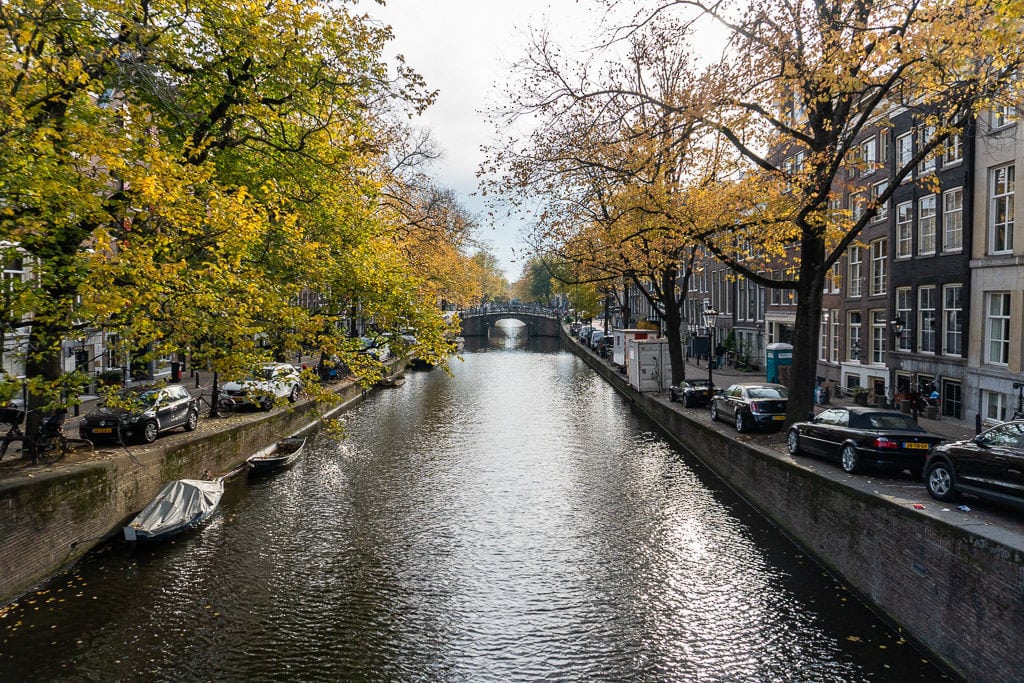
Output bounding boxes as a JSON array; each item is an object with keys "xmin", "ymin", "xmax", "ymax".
[
  {"xmin": 943, "ymin": 133, "xmax": 963, "ymax": 165},
  {"xmin": 896, "ymin": 131, "xmax": 914, "ymax": 171},
  {"xmin": 990, "ymin": 164, "xmax": 1015, "ymax": 254},
  {"xmin": 918, "ymin": 195, "xmax": 936, "ymax": 255},
  {"xmin": 848, "ymin": 311, "xmax": 862, "ymax": 361},
  {"xmin": 896, "ymin": 202, "xmax": 913, "ymax": 258},
  {"xmin": 918, "ymin": 286, "xmax": 936, "ymax": 354},
  {"xmin": 871, "ymin": 180, "xmax": 889, "ymax": 222},
  {"xmin": 943, "ymin": 187, "xmax": 963, "ymax": 252},
  {"xmin": 847, "ymin": 247, "xmax": 862, "ymax": 298},
  {"xmin": 871, "ymin": 310, "xmax": 887, "ymax": 364},
  {"xmin": 943, "ymin": 284, "xmax": 962, "ymax": 357},
  {"xmin": 870, "ymin": 238, "xmax": 887, "ymax": 297},
  {"xmin": 896, "ymin": 287, "xmax": 913, "ymax": 352},
  {"xmin": 985, "ymin": 292, "xmax": 1011, "ymax": 366},
  {"xmin": 992, "ymin": 104, "xmax": 1015, "ymax": 129},
  {"xmin": 917, "ymin": 125, "xmax": 937, "ymax": 175}
]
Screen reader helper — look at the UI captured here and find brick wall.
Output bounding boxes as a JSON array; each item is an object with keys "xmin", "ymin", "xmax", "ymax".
[{"xmin": 570, "ymin": 331, "xmax": 1024, "ymax": 682}]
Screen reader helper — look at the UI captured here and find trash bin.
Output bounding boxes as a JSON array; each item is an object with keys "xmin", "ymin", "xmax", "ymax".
[{"xmin": 765, "ymin": 343, "xmax": 793, "ymax": 384}]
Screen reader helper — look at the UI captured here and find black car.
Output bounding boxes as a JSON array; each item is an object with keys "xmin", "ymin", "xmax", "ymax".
[
  {"xmin": 669, "ymin": 379, "xmax": 713, "ymax": 408},
  {"xmin": 710, "ymin": 382, "xmax": 789, "ymax": 432},
  {"xmin": 787, "ymin": 407, "xmax": 944, "ymax": 475},
  {"xmin": 79, "ymin": 384, "xmax": 199, "ymax": 444},
  {"xmin": 924, "ymin": 420, "xmax": 1024, "ymax": 507}
]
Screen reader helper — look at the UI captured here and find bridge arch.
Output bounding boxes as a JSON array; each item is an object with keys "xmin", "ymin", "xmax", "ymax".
[{"xmin": 459, "ymin": 306, "xmax": 562, "ymax": 338}]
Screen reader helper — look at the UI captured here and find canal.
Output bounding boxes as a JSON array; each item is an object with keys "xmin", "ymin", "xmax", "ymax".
[{"xmin": 1, "ymin": 326, "xmax": 949, "ymax": 681}]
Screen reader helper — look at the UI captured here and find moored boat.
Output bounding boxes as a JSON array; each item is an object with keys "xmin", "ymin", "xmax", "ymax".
[
  {"xmin": 246, "ymin": 437, "xmax": 306, "ymax": 474},
  {"xmin": 124, "ymin": 478, "xmax": 224, "ymax": 542}
]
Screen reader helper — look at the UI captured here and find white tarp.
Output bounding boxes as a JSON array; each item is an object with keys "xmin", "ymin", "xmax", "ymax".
[{"xmin": 125, "ymin": 478, "xmax": 223, "ymax": 541}]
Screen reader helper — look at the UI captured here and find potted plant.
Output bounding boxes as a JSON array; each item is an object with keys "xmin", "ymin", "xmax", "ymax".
[{"xmin": 852, "ymin": 386, "xmax": 869, "ymax": 406}]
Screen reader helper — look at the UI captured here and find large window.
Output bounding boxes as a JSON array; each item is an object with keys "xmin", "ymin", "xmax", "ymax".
[
  {"xmin": 990, "ymin": 164, "xmax": 1014, "ymax": 254},
  {"xmin": 943, "ymin": 284, "xmax": 963, "ymax": 356},
  {"xmin": 860, "ymin": 137, "xmax": 877, "ymax": 176},
  {"xmin": 871, "ymin": 180, "xmax": 889, "ymax": 222},
  {"xmin": 830, "ymin": 310, "xmax": 840, "ymax": 363},
  {"xmin": 917, "ymin": 125, "xmax": 936, "ymax": 174},
  {"xmin": 850, "ymin": 190, "xmax": 866, "ymax": 222},
  {"xmin": 896, "ymin": 202, "xmax": 913, "ymax": 257},
  {"xmin": 943, "ymin": 187, "xmax": 963, "ymax": 252},
  {"xmin": 895, "ymin": 287, "xmax": 912, "ymax": 352},
  {"xmin": 871, "ymin": 310, "xmax": 887, "ymax": 364},
  {"xmin": 985, "ymin": 292, "xmax": 1011, "ymax": 365},
  {"xmin": 918, "ymin": 195, "xmax": 936, "ymax": 255},
  {"xmin": 943, "ymin": 133, "xmax": 963, "ymax": 165},
  {"xmin": 847, "ymin": 247, "xmax": 862, "ymax": 298},
  {"xmin": 848, "ymin": 312, "xmax": 862, "ymax": 361},
  {"xmin": 992, "ymin": 104, "xmax": 1015, "ymax": 129},
  {"xmin": 982, "ymin": 389, "xmax": 1010, "ymax": 423},
  {"xmin": 918, "ymin": 286, "xmax": 936, "ymax": 353},
  {"xmin": 870, "ymin": 238, "xmax": 887, "ymax": 296},
  {"xmin": 896, "ymin": 131, "xmax": 914, "ymax": 170}
]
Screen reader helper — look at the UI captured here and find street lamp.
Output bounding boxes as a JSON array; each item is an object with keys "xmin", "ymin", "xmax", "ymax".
[
  {"xmin": 703, "ymin": 306, "xmax": 719, "ymax": 388},
  {"xmin": 890, "ymin": 317, "xmax": 905, "ymax": 339}
]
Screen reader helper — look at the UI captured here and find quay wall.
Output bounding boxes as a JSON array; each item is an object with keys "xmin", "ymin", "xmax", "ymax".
[
  {"xmin": 567, "ymin": 330, "xmax": 1024, "ymax": 682},
  {"xmin": 0, "ymin": 380, "xmax": 370, "ymax": 606}
]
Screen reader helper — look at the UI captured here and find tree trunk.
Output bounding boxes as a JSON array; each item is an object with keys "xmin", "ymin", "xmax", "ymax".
[{"xmin": 786, "ymin": 237, "xmax": 827, "ymax": 425}]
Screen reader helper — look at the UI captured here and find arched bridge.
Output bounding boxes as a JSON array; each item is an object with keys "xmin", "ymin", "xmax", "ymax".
[{"xmin": 460, "ymin": 305, "xmax": 562, "ymax": 338}]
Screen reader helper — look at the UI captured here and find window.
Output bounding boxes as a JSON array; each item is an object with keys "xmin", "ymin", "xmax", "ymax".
[
  {"xmin": 871, "ymin": 310, "xmax": 887, "ymax": 364},
  {"xmin": 860, "ymin": 137, "xmax": 877, "ymax": 176},
  {"xmin": 895, "ymin": 287, "xmax": 913, "ymax": 352},
  {"xmin": 943, "ymin": 133, "xmax": 963, "ymax": 165},
  {"xmin": 819, "ymin": 310, "xmax": 829, "ymax": 361},
  {"xmin": 896, "ymin": 202, "xmax": 913, "ymax": 257},
  {"xmin": 917, "ymin": 125, "xmax": 936, "ymax": 174},
  {"xmin": 918, "ymin": 195, "xmax": 936, "ymax": 255},
  {"xmin": 896, "ymin": 131, "xmax": 914, "ymax": 170},
  {"xmin": 985, "ymin": 292, "xmax": 1010, "ymax": 365},
  {"xmin": 847, "ymin": 247, "xmax": 862, "ymax": 298},
  {"xmin": 943, "ymin": 284, "xmax": 962, "ymax": 356},
  {"xmin": 992, "ymin": 104, "xmax": 1015, "ymax": 129},
  {"xmin": 850, "ymin": 190, "xmax": 866, "ymax": 222},
  {"xmin": 870, "ymin": 238, "xmax": 887, "ymax": 296},
  {"xmin": 878, "ymin": 132, "xmax": 889, "ymax": 168},
  {"xmin": 990, "ymin": 165, "xmax": 1014, "ymax": 254},
  {"xmin": 982, "ymin": 389, "xmax": 1010, "ymax": 423},
  {"xmin": 943, "ymin": 188, "xmax": 963, "ymax": 252},
  {"xmin": 848, "ymin": 312, "xmax": 862, "ymax": 361},
  {"xmin": 940, "ymin": 380, "xmax": 961, "ymax": 419},
  {"xmin": 871, "ymin": 181, "xmax": 889, "ymax": 222},
  {"xmin": 918, "ymin": 286, "xmax": 936, "ymax": 353},
  {"xmin": 824, "ymin": 262, "xmax": 840, "ymax": 294}
]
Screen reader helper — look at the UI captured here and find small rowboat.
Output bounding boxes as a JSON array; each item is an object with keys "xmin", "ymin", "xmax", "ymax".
[
  {"xmin": 246, "ymin": 437, "xmax": 306, "ymax": 475},
  {"xmin": 124, "ymin": 478, "xmax": 224, "ymax": 542}
]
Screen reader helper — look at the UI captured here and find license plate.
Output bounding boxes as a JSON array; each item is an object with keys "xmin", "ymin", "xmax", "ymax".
[
  {"xmin": 92, "ymin": 427, "xmax": 113, "ymax": 434},
  {"xmin": 904, "ymin": 442, "xmax": 929, "ymax": 449},
  {"xmin": 772, "ymin": 415, "xmax": 786, "ymax": 421}
]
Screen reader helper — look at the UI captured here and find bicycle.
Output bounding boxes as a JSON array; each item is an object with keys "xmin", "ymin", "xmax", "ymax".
[{"xmin": 34, "ymin": 411, "xmax": 94, "ymax": 464}]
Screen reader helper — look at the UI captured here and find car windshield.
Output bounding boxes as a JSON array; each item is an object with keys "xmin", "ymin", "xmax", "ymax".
[
  {"xmin": 748, "ymin": 387, "xmax": 787, "ymax": 399},
  {"xmin": 257, "ymin": 367, "xmax": 277, "ymax": 381},
  {"xmin": 863, "ymin": 413, "xmax": 922, "ymax": 431}
]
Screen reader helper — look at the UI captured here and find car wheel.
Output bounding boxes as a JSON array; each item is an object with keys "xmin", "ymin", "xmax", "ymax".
[
  {"xmin": 142, "ymin": 421, "xmax": 159, "ymax": 444},
  {"xmin": 668, "ymin": 391, "xmax": 677, "ymax": 403},
  {"xmin": 786, "ymin": 429, "xmax": 801, "ymax": 455},
  {"xmin": 260, "ymin": 398, "xmax": 272, "ymax": 411},
  {"xmin": 710, "ymin": 401, "xmax": 719, "ymax": 422},
  {"xmin": 184, "ymin": 410, "xmax": 198, "ymax": 432},
  {"xmin": 682, "ymin": 394, "xmax": 692, "ymax": 408},
  {"xmin": 926, "ymin": 460, "xmax": 958, "ymax": 501},
  {"xmin": 288, "ymin": 386, "xmax": 298, "ymax": 403},
  {"xmin": 841, "ymin": 444, "xmax": 861, "ymax": 474},
  {"xmin": 735, "ymin": 411, "xmax": 748, "ymax": 433}
]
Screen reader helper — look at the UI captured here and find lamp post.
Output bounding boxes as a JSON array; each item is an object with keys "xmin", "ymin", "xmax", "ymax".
[{"xmin": 703, "ymin": 306, "xmax": 719, "ymax": 388}]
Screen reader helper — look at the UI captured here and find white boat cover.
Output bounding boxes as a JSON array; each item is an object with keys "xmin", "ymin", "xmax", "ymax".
[{"xmin": 126, "ymin": 478, "xmax": 223, "ymax": 540}]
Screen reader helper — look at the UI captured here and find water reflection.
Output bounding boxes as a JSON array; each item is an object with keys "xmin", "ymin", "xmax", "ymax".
[{"xmin": 0, "ymin": 330, "xmax": 948, "ymax": 681}]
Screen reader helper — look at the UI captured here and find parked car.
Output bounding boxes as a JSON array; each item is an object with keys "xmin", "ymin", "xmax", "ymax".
[
  {"xmin": 578, "ymin": 325, "xmax": 593, "ymax": 344},
  {"xmin": 222, "ymin": 362, "xmax": 301, "ymax": 410},
  {"xmin": 589, "ymin": 329, "xmax": 605, "ymax": 350},
  {"xmin": 79, "ymin": 384, "xmax": 199, "ymax": 444},
  {"xmin": 786, "ymin": 407, "xmax": 944, "ymax": 475},
  {"xmin": 923, "ymin": 420, "xmax": 1024, "ymax": 507},
  {"xmin": 597, "ymin": 335, "xmax": 613, "ymax": 358},
  {"xmin": 669, "ymin": 379, "xmax": 713, "ymax": 408},
  {"xmin": 710, "ymin": 382, "xmax": 789, "ymax": 433}
]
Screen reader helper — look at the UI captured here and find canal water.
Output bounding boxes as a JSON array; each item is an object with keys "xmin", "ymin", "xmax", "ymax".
[{"xmin": 1, "ymin": 325, "xmax": 949, "ymax": 681}]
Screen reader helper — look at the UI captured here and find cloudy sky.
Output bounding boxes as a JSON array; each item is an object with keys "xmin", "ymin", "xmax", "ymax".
[{"xmin": 363, "ymin": 1, "xmax": 610, "ymax": 280}]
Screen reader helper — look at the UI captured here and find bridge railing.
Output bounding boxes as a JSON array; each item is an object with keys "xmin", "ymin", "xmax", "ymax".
[{"xmin": 460, "ymin": 305, "xmax": 561, "ymax": 319}]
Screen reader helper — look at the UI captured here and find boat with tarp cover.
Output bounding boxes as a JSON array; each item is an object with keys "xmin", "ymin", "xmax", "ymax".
[{"xmin": 123, "ymin": 478, "xmax": 224, "ymax": 542}]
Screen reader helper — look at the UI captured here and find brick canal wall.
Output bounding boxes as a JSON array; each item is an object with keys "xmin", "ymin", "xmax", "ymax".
[
  {"xmin": 0, "ymin": 380, "xmax": 369, "ymax": 606},
  {"xmin": 567, "ymin": 330, "xmax": 1024, "ymax": 682}
]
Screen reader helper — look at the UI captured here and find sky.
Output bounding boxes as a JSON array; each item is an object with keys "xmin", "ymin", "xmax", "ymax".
[{"xmin": 362, "ymin": 1, "xmax": 609, "ymax": 280}]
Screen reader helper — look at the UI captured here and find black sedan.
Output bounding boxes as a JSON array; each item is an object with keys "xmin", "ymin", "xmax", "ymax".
[
  {"xmin": 710, "ymin": 382, "xmax": 788, "ymax": 433},
  {"xmin": 669, "ymin": 379, "xmax": 713, "ymax": 407},
  {"xmin": 786, "ymin": 407, "xmax": 944, "ymax": 475},
  {"xmin": 79, "ymin": 384, "xmax": 199, "ymax": 444},
  {"xmin": 924, "ymin": 420, "xmax": 1024, "ymax": 507}
]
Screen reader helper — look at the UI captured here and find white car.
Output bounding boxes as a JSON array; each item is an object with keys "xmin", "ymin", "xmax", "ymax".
[{"xmin": 222, "ymin": 362, "xmax": 301, "ymax": 410}]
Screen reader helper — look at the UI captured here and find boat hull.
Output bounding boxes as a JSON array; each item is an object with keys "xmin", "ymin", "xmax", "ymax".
[{"xmin": 247, "ymin": 437, "xmax": 306, "ymax": 475}]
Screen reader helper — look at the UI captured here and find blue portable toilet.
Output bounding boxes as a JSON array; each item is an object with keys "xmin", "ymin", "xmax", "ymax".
[{"xmin": 765, "ymin": 343, "xmax": 793, "ymax": 384}]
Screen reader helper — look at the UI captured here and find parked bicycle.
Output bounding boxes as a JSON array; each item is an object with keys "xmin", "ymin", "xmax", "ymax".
[{"xmin": 33, "ymin": 411, "xmax": 94, "ymax": 464}]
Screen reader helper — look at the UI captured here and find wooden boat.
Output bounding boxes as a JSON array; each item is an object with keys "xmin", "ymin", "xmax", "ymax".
[
  {"xmin": 246, "ymin": 437, "xmax": 306, "ymax": 474},
  {"xmin": 124, "ymin": 478, "xmax": 224, "ymax": 542}
]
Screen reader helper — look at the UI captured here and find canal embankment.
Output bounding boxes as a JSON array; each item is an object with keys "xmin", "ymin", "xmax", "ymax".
[
  {"xmin": 0, "ymin": 368, "xmax": 395, "ymax": 607},
  {"xmin": 565, "ymin": 327, "xmax": 1024, "ymax": 682}
]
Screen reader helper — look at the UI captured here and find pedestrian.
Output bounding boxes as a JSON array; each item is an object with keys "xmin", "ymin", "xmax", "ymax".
[{"xmin": 715, "ymin": 344, "xmax": 725, "ymax": 369}]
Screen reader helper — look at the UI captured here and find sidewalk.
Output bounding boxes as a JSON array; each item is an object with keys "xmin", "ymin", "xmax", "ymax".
[{"xmin": 680, "ymin": 353, "xmax": 979, "ymax": 443}]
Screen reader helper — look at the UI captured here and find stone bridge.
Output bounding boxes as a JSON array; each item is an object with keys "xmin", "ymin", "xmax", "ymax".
[{"xmin": 459, "ymin": 305, "xmax": 562, "ymax": 338}]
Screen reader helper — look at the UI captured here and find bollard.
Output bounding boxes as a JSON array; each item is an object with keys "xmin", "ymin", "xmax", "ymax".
[{"xmin": 975, "ymin": 413, "xmax": 982, "ymax": 435}]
